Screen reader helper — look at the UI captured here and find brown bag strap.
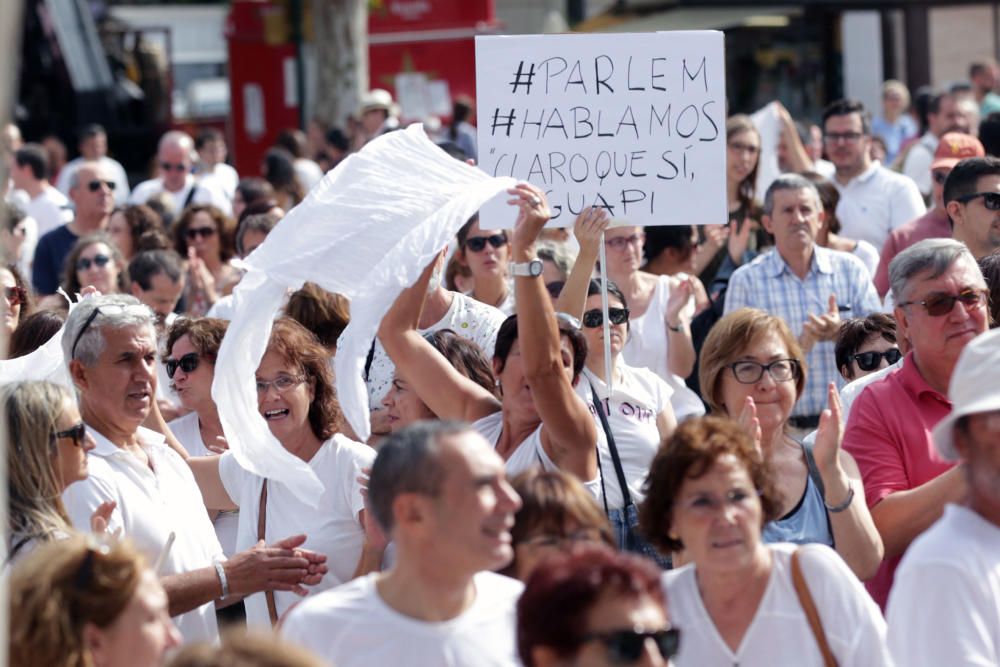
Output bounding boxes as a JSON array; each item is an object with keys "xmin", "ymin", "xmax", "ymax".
[
  {"xmin": 258, "ymin": 479, "xmax": 279, "ymax": 626},
  {"xmin": 790, "ymin": 549, "xmax": 838, "ymax": 667}
]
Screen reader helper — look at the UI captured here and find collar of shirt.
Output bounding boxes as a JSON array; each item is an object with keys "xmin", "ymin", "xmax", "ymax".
[
  {"xmin": 764, "ymin": 245, "xmax": 832, "ymax": 278},
  {"xmin": 847, "ymin": 160, "xmax": 882, "ymax": 187},
  {"xmin": 897, "ymin": 350, "xmax": 951, "ymax": 404},
  {"xmin": 87, "ymin": 424, "xmax": 167, "ymax": 459}
]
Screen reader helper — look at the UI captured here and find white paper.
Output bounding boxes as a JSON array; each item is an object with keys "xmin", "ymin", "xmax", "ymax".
[{"xmin": 476, "ymin": 31, "xmax": 727, "ymax": 228}]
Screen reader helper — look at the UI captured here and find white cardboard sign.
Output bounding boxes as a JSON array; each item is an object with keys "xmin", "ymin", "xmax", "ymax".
[{"xmin": 476, "ymin": 31, "xmax": 727, "ymax": 228}]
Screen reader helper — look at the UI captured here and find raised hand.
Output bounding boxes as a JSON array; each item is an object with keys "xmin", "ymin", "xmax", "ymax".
[
  {"xmin": 573, "ymin": 206, "xmax": 611, "ymax": 256},
  {"xmin": 812, "ymin": 382, "xmax": 844, "ymax": 474},
  {"xmin": 736, "ymin": 396, "xmax": 762, "ymax": 455},
  {"xmin": 90, "ymin": 500, "xmax": 118, "ymax": 535},
  {"xmin": 507, "ymin": 183, "xmax": 552, "ymax": 253},
  {"xmin": 727, "ymin": 218, "xmax": 753, "ymax": 264}
]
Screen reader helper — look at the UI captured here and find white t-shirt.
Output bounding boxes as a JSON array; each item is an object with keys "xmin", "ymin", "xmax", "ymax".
[
  {"xmin": 200, "ymin": 163, "xmax": 238, "ymax": 200},
  {"xmin": 833, "ymin": 161, "xmax": 926, "ymax": 253},
  {"xmin": 366, "ymin": 291, "xmax": 506, "ymax": 404},
  {"xmin": 663, "ymin": 543, "xmax": 890, "ymax": 666},
  {"xmin": 577, "ymin": 363, "xmax": 672, "ymax": 504},
  {"xmin": 168, "ymin": 412, "xmax": 239, "ymax": 557},
  {"xmin": 887, "ymin": 504, "xmax": 1000, "ymax": 666},
  {"xmin": 217, "ymin": 434, "xmax": 375, "ymax": 629},
  {"xmin": 22, "ymin": 185, "xmax": 71, "ymax": 237},
  {"xmin": 62, "ymin": 426, "xmax": 223, "ymax": 644},
  {"xmin": 901, "ymin": 132, "xmax": 937, "ymax": 198},
  {"xmin": 56, "ymin": 156, "xmax": 131, "ymax": 206},
  {"xmin": 851, "ymin": 239, "xmax": 880, "ymax": 278},
  {"xmin": 282, "ymin": 571, "xmax": 523, "ymax": 666},
  {"xmin": 129, "ymin": 174, "xmax": 232, "ymax": 216}
]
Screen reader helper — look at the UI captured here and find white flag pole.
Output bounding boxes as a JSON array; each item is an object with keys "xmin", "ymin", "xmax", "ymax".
[{"xmin": 598, "ymin": 232, "xmax": 613, "ymax": 397}]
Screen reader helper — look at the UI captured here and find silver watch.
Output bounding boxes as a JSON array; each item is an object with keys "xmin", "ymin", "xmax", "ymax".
[{"xmin": 510, "ymin": 259, "xmax": 544, "ymax": 278}]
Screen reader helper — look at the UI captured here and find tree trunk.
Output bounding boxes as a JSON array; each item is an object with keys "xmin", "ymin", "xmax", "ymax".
[{"xmin": 311, "ymin": 0, "xmax": 368, "ymax": 128}]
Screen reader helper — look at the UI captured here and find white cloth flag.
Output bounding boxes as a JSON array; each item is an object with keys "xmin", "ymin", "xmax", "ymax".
[
  {"xmin": 752, "ymin": 101, "xmax": 783, "ymax": 199},
  {"xmin": 213, "ymin": 125, "xmax": 516, "ymax": 501}
]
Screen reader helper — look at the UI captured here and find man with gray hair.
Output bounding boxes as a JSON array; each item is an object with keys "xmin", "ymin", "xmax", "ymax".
[
  {"xmin": 725, "ymin": 173, "xmax": 881, "ymax": 429},
  {"xmin": 886, "ymin": 327, "xmax": 1000, "ymax": 665},
  {"xmin": 844, "ymin": 237, "xmax": 989, "ymax": 608},
  {"xmin": 129, "ymin": 130, "xmax": 231, "ymax": 216},
  {"xmin": 62, "ymin": 294, "xmax": 328, "ymax": 644},
  {"xmin": 283, "ymin": 421, "xmax": 524, "ymax": 664}
]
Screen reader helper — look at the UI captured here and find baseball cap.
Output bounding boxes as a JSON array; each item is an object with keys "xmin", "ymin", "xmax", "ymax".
[
  {"xmin": 931, "ymin": 132, "xmax": 985, "ymax": 171},
  {"xmin": 933, "ymin": 328, "xmax": 1000, "ymax": 460}
]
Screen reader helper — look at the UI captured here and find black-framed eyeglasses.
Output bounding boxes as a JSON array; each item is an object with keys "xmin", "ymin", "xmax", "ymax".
[
  {"xmin": 582, "ymin": 307, "xmax": 629, "ymax": 328},
  {"xmin": 4, "ymin": 285, "xmax": 27, "ymax": 306},
  {"xmin": 728, "ymin": 359, "xmax": 800, "ymax": 384},
  {"xmin": 954, "ymin": 191, "xmax": 1000, "ymax": 210},
  {"xmin": 898, "ymin": 288, "xmax": 989, "ymax": 317},
  {"xmin": 185, "ymin": 227, "xmax": 217, "ymax": 240},
  {"xmin": 824, "ymin": 131, "xmax": 865, "ymax": 144},
  {"xmin": 76, "ymin": 254, "xmax": 111, "ymax": 272},
  {"xmin": 582, "ymin": 627, "xmax": 681, "ymax": 664},
  {"xmin": 464, "ymin": 234, "xmax": 507, "ymax": 252},
  {"xmin": 51, "ymin": 422, "xmax": 87, "ymax": 448},
  {"xmin": 86, "ymin": 179, "xmax": 116, "ymax": 192},
  {"xmin": 165, "ymin": 352, "xmax": 200, "ymax": 379},
  {"xmin": 851, "ymin": 348, "xmax": 902, "ymax": 371},
  {"xmin": 159, "ymin": 161, "xmax": 188, "ymax": 172}
]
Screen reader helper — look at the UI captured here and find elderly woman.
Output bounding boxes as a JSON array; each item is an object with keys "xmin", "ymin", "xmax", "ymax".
[
  {"xmin": 378, "ymin": 185, "xmax": 599, "ymax": 497},
  {"xmin": 834, "ymin": 313, "xmax": 902, "ymax": 382},
  {"xmin": 10, "ymin": 536, "xmax": 181, "ymax": 667},
  {"xmin": 62, "ymin": 233, "xmax": 127, "ymax": 298},
  {"xmin": 503, "ymin": 469, "xmax": 614, "ymax": 582},
  {"xmin": 5, "ymin": 381, "xmax": 100, "ymax": 564},
  {"xmin": 456, "ymin": 214, "xmax": 515, "ymax": 314},
  {"xmin": 698, "ymin": 308, "xmax": 883, "ymax": 580},
  {"xmin": 639, "ymin": 417, "xmax": 890, "ymax": 665},
  {"xmin": 107, "ymin": 204, "xmax": 165, "ymax": 260},
  {"xmin": 1, "ymin": 262, "xmax": 31, "ymax": 350},
  {"xmin": 518, "ymin": 544, "xmax": 679, "ymax": 667},
  {"xmin": 172, "ymin": 204, "xmax": 239, "ymax": 316},
  {"xmin": 188, "ymin": 318, "xmax": 380, "ymax": 628}
]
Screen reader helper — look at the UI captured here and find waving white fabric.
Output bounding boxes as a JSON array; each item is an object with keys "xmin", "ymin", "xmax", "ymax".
[
  {"xmin": 213, "ymin": 125, "xmax": 516, "ymax": 501},
  {"xmin": 0, "ymin": 293, "xmax": 75, "ymax": 389}
]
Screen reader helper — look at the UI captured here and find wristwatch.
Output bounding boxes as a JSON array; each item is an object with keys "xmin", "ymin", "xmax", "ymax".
[{"xmin": 510, "ymin": 259, "xmax": 544, "ymax": 278}]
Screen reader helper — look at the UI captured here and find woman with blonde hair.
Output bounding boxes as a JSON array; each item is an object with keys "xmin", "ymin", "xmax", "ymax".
[
  {"xmin": 4, "ymin": 380, "xmax": 101, "ymax": 564},
  {"xmin": 10, "ymin": 536, "xmax": 181, "ymax": 667}
]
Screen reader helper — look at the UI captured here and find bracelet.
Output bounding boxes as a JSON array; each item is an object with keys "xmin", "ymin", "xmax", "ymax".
[
  {"xmin": 824, "ymin": 486, "xmax": 855, "ymax": 513},
  {"xmin": 214, "ymin": 559, "xmax": 229, "ymax": 600},
  {"xmin": 666, "ymin": 321, "xmax": 683, "ymax": 332}
]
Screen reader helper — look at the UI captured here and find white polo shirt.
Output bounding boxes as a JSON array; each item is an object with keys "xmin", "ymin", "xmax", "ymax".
[
  {"xmin": 833, "ymin": 161, "xmax": 926, "ymax": 253},
  {"xmin": 62, "ymin": 425, "xmax": 223, "ymax": 644}
]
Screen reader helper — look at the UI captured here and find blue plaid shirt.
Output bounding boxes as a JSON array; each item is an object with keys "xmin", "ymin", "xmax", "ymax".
[{"xmin": 723, "ymin": 246, "xmax": 881, "ymax": 417}]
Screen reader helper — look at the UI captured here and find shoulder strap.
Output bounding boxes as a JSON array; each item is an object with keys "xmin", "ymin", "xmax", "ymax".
[
  {"xmin": 258, "ymin": 480, "xmax": 279, "ymax": 626},
  {"xmin": 590, "ymin": 382, "xmax": 633, "ymax": 509},
  {"xmin": 791, "ymin": 549, "xmax": 838, "ymax": 667},
  {"xmin": 800, "ymin": 440, "xmax": 826, "ymax": 501},
  {"xmin": 182, "ymin": 182, "xmax": 199, "ymax": 210}
]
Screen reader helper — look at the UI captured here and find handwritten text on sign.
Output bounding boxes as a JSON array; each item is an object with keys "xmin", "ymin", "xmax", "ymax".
[{"xmin": 476, "ymin": 32, "xmax": 727, "ymax": 228}]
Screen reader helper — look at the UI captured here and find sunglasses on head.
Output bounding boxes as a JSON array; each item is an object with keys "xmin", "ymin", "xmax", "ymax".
[
  {"xmin": 851, "ymin": 348, "xmax": 902, "ymax": 371},
  {"xmin": 4, "ymin": 285, "xmax": 27, "ymax": 306},
  {"xmin": 52, "ymin": 422, "xmax": 87, "ymax": 448},
  {"xmin": 582, "ymin": 307, "xmax": 629, "ymax": 328},
  {"xmin": 955, "ymin": 191, "xmax": 1000, "ymax": 210},
  {"xmin": 186, "ymin": 226, "xmax": 217, "ymax": 240},
  {"xmin": 582, "ymin": 627, "xmax": 680, "ymax": 664},
  {"xmin": 165, "ymin": 352, "xmax": 200, "ymax": 379},
  {"xmin": 86, "ymin": 179, "xmax": 116, "ymax": 192},
  {"xmin": 76, "ymin": 254, "xmax": 111, "ymax": 272},
  {"xmin": 899, "ymin": 288, "xmax": 988, "ymax": 317},
  {"xmin": 464, "ymin": 234, "xmax": 507, "ymax": 252},
  {"xmin": 159, "ymin": 161, "xmax": 188, "ymax": 172}
]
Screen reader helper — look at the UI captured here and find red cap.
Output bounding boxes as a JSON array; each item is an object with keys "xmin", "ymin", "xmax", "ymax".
[{"xmin": 931, "ymin": 132, "xmax": 986, "ymax": 170}]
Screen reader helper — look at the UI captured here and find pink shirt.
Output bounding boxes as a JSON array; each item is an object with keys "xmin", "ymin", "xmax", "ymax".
[
  {"xmin": 842, "ymin": 352, "xmax": 955, "ymax": 608},
  {"xmin": 873, "ymin": 208, "xmax": 952, "ymax": 298}
]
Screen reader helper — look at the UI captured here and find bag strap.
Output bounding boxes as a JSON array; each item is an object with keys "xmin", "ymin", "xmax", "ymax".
[
  {"xmin": 791, "ymin": 549, "xmax": 838, "ymax": 667},
  {"xmin": 258, "ymin": 480, "xmax": 279, "ymax": 626},
  {"xmin": 182, "ymin": 182, "xmax": 199, "ymax": 210},
  {"xmin": 800, "ymin": 439, "xmax": 826, "ymax": 502},
  {"xmin": 590, "ymin": 382, "xmax": 633, "ymax": 509}
]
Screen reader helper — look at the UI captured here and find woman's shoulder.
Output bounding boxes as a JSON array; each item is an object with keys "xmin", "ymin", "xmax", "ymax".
[{"xmin": 326, "ymin": 433, "xmax": 377, "ymax": 467}]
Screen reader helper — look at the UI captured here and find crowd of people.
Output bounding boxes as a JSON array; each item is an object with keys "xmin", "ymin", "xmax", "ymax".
[{"xmin": 3, "ymin": 60, "xmax": 1000, "ymax": 666}]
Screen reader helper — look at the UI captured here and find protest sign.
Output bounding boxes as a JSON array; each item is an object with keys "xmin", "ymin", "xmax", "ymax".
[{"xmin": 476, "ymin": 31, "xmax": 727, "ymax": 228}]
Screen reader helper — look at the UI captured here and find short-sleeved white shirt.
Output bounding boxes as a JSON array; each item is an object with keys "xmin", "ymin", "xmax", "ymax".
[
  {"xmin": 282, "ymin": 571, "xmax": 524, "ymax": 666},
  {"xmin": 168, "ymin": 412, "xmax": 240, "ymax": 557},
  {"xmin": 663, "ymin": 543, "xmax": 890, "ymax": 666},
  {"xmin": 576, "ymin": 363, "xmax": 672, "ymax": 504},
  {"xmin": 887, "ymin": 504, "xmax": 1000, "ymax": 666},
  {"xmin": 22, "ymin": 185, "xmax": 71, "ymax": 237},
  {"xmin": 217, "ymin": 434, "xmax": 375, "ymax": 629},
  {"xmin": 366, "ymin": 291, "xmax": 506, "ymax": 404},
  {"xmin": 129, "ymin": 174, "xmax": 232, "ymax": 216},
  {"xmin": 62, "ymin": 426, "xmax": 223, "ymax": 644},
  {"xmin": 833, "ymin": 161, "xmax": 926, "ymax": 253}
]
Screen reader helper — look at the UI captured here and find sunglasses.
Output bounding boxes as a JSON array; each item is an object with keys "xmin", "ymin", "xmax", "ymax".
[
  {"xmin": 899, "ymin": 288, "xmax": 988, "ymax": 316},
  {"xmin": 87, "ymin": 179, "xmax": 116, "ymax": 192},
  {"xmin": 582, "ymin": 307, "xmax": 630, "ymax": 328},
  {"xmin": 52, "ymin": 422, "xmax": 87, "ymax": 448},
  {"xmin": 186, "ymin": 227, "xmax": 217, "ymax": 240},
  {"xmin": 76, "ymin": 254, "xmax": 111, "ymax": 271},
  {"xmin": 851, "ymin": 348, "xmax": 902, "ymax": 371},
  {"xmin": 165, "ymin": 352, "xmax": 200, "ymax": 379},
  {"xmin": 955, "ymin": 191, "xmax": 1000, "ymax": 210},
  {"xmin": 465, "ymin": 234, "xmax": 507, "ymax": 252},
  {"xmin": 4, "ymin": 285, "xmax": 27, "ymax": 306},
  {"xmin": 160, "ymin": 161, "xmax": 188, "ymax": 172},
  {"xmin": 582, "ymin": 627, "xmax": 680, "ymax": 663}
]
